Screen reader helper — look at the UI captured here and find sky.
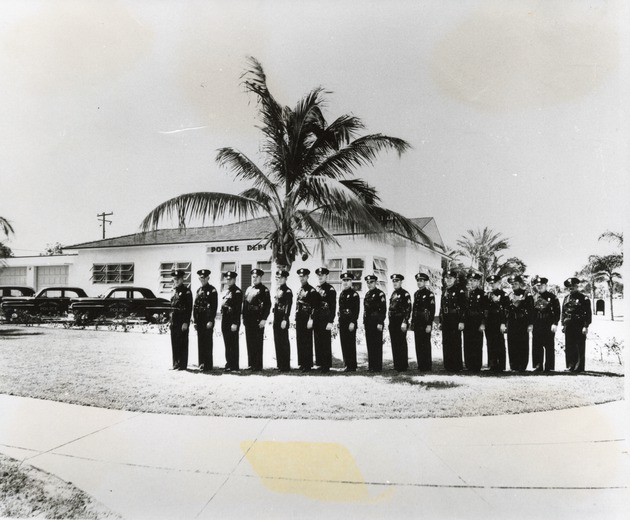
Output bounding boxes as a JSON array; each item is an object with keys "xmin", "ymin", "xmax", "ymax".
[{"xmin": 0, "ymin": 0, "xmax": 627, "ymax": 284}]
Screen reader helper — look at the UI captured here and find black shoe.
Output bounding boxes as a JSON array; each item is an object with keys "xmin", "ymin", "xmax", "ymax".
[
  {"xmin": 343, "ymin": 367, "xmax": 356, "ymax": 373},
  {"xmin": 301, "ymin": 367, "xmax": 312, "ymax": 373}
]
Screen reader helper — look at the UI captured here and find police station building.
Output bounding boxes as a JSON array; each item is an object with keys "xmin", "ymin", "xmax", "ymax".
[{"xmin": 1, "ymin": 216, "xmax": 447, "ymax": 299}]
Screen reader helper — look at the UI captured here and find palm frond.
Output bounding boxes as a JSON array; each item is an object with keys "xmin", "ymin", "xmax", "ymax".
[
  {"xmin": 0, "ymin": 217, "xmax": 14, "ymax": 237},
  {"xmin": 215, "ymin": 148, "xmax": 281, "ymax": 201},
  {"xmin": 310, "ymin": 134, "xmax": 411, "ymax": 180},
  {"xmin": 140, "ymin": 192, "xmax": 265, "ymax": 232}
]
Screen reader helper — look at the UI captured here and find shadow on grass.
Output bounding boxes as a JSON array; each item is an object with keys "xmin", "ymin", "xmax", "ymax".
[{"xmin": 0, "ymin": 328, "xmax": 45, "ymax": 338}]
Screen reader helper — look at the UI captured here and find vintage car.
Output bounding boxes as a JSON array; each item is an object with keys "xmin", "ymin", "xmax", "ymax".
[
  {"xmin": 1, "ymin": 287, "xmax": 88, "ymax": 321},
  {"xmin": 69, "ymin": 286, "xmax": 171, "ymax": 324},
  {"xmin": 0, "ymin": 286, "xmax": 36, "ymax": 319}
]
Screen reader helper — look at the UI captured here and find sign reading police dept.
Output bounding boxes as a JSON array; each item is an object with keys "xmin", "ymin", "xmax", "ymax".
[{"xmin": 206, "ymin": 242, "xmax": 268, "ymax": 254}]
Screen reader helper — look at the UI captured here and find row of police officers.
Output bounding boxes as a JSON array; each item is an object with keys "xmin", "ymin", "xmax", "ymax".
[{"xmin": 167, "ymin": 267, "xmax": 592, "ymax": 374}]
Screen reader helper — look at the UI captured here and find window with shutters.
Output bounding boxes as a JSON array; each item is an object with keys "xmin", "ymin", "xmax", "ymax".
[
  {"xmin": 159, "ymin": 262, "xmax": 192, "ymax": 293},
  {"xmin": 91, "ymin": 264, "xmax": 134, "ymax": 284}
]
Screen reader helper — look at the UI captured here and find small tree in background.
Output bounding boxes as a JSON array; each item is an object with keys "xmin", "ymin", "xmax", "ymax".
[
  {"xmin": 456, "ymin": 227, "xmax": 510, "ymax": 282},
  {"xmin": 589, "ymin": 254, "xmax": 623, "ymax": 321},
  {"xmin": 41, "ymin": 242, "xmax": 63, "ymax": 256}
]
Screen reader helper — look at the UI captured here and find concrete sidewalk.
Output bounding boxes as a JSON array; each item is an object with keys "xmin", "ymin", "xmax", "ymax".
[{"xmin": 0, "ymin": 395, "xmax": 628, "ymax": 519}]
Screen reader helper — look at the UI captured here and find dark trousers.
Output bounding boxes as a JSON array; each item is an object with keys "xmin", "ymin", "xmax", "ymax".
[
  {"xmin": 485, "ymin": 323, "xmax": 506, "ymax": 371},
  {"xmin": 170, "ymin": 322, "xmax": 189, "ymax": 370},
  {"xmin": 565, "ymin": 324, "xmax": 586, "ymax": 371},
  {"xmin": 295, "ymin": 315, "xmax": 313, "ymax": 369},
  {"xmin": 507, "ymin": 320, "xmax": 529, "ymax": 371},
  {"xmin": 222, "ymin": 321, "xmax": 240, "ymax": 370},
  {"xmin": 441, "ymin": 317, "xmax": 463, "ymax": 372},
  {"xmin": 463, "ymin": 321, "xmax": 483, "ymax": 371},
  {"xmin": 364, "ymin": 321, "xmax": 383, "ymax": 371},
  {"xmin": 244, "ymin": 321, "xmax": 265, "ymax": 370},
  {"xmin": 273, "ymin": 319, "xmax": 291, "ymax": 371},
  {"xmin": 339, "ymin": 320, "xmax": 357, "ymax": 370},
  {"xmin": 314, "ymin": 320, "xmax": 332, "ymax": 369},
  {"xmin": 196, "ymin": 324, "xmax": 213, "ymax": 370},
  {"xmin": 413, "ymin": 324, "xmax": 432, "ymax": 371},
  {"xmin": 532, "ymin": 322, "xmax": 555, "ymax": 371},
  {"xmin": 389, "ymin": 318, "xmax": 408, "ymax": 371}
]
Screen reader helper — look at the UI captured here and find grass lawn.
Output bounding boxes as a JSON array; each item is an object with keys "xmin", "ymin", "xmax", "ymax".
[
  {"xmin": 0, "ymin": 452, "xmax": 120, "ymax": 519},
  {"xmin": 0, "ymin": 314, "xmax": 624, "ymax": 420}
]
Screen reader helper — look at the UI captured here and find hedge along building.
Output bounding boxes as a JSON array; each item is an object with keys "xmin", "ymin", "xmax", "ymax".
[{"xmin": 56, "ymin": 215, "xmax": 448, "ymax": 301}]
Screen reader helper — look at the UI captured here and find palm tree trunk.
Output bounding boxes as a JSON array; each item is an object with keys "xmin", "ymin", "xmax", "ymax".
[{"xmin": 608, "ymin": 279, "xmax": 615, "ymax": 321}]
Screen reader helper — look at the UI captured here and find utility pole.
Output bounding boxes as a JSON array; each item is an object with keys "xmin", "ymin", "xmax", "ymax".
[{"xmin": 97, "ymin": 211, "xmax": 113, "ymax": 239}]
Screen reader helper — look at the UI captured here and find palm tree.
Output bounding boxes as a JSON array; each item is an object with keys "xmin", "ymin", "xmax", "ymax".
[
  {"xmin": 0, "ymin": 216, "xmax": 14, "ymax": 238},
  {"xmin": 141, "ymin": 57, "xmax": 431, "ymax": 269},
  {"xmin": 589, "ymin": 254, "xmax": 623, "ymax": 321},
  {"xmin": 456, "ymin": 227, "xmax": 510, "ymax": 281},
  {"xmin": 598, "ymin": 231, "xmax": 623, "ymax": 249}
]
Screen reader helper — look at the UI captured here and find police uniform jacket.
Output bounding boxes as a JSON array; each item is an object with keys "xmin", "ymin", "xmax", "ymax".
[
  {"xmin": 221, "ymin": 285, "xmax": 243, "ymax": 327},
  {"xmin": 389, "ymin": 288, "xmax": 412, "ymax": 324},
  {"xmin": 562, "ymin": 292, "xmax": 592, "ymax": 328},
  {"xmin": 295, "ymin": 283, "xmax": 320, "ymax": 320},
  {"xmin": 338, "ymin": 287, "xmax": 360, "ymax": 325},
  {"xmin": 411, "ymin": 288, "xmax": 435, "ymax": 328},
  {"xmin": 533, "ymin": 291, "xmax": 561, "ymax": 325},
  {"xmin": 507, "ymin": 291, "xmax": 534, "ymax": 325},
  {"xmin": 193, "ymin": 284, "xmax": 218, "ymax": 325},
  {"xmin": 171, "ymin": 284, "xmax": 193, "ymax": 326},
  {"xmin": 242, "ymin": 283, "xmax": 271, "ymax": 324},
  {"xmin": 315, "ymin": 282, "xmax": 337, "ymax": 323},
  {"xmin": 440, "ymin": 285, "xmax": 467, "ymax": 323},
  {"xmin": 273, "ymin": 283, "xmax": 293, "ymax": 323},
  {"xmin": 363, "ymin": 288, "xmax": 386, "ymax": 325},
  {"xmin": 466, "ymin": 287, "xmax": 485, "ymax": 325},
  {"xmin": 484, "ymin": 289, "xmax": 509, "ymax": 326}
]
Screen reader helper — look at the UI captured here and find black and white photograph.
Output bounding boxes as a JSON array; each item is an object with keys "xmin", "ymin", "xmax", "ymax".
[{"xmin": 0, "ymin": 1, "xmax": 628, "ymax": 518}]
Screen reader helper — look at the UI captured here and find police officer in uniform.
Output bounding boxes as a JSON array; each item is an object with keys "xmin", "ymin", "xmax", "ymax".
[
  {"xmin": 363, "ymin": 275, "xmax": 387, "ymax": 372},
  {"xmin": 388, "ymin": 274, "xmax": 412, "ymax": 372},
  {"xmin": 338, "ymin": 272, "xmax": 360, "ymax": 372},
  {"xmin": 221, "ymin": 271, "xmax": 242, "ymax": 371},
  {"xmin": 531, "ymin": 276, "xmax": 560, "ymax": 372},
  {"xmin": 561, "ymin": 277, "xmax": 592, "ymax": 372},
  {"xmin": 169, "ymin": 269, "xmax": 193, "ymax": 371},
  {"xmin": 411, "ymin": 273, "xmax": 435, "ymax": 371},
  {"xmin": 295, "ymin": 268, "xmax": 319, "ymax": 372},
  {"xmin": 439, "ymin": 269, "xmax": 466, "ymax": 372},
  {"xmin": 242, "ymin": 268, "xmax": 271, "ymax": 371},
  {"xmin": 193, "ymin": 269, "xmax": 217, "ymax": 372},
  {"xmin": 273, "ymin": 270, "xmax": 293, "ymax": 372},
  {"xmin": 464, "ymin": 272, "xmax": 485, "ymax": 372},
  {"xmin": 506, "ymin": 275, "xmax": 533, "ymax": 371},
  {"xmin": 484, "ymin": 274, "xmax": 509, "ymax": 371},
  {"xmin": 314, "ymin": 267, "xmax": 336, "ymax": 373}
]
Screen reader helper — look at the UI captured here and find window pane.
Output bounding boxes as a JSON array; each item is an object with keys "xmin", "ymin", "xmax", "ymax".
[{"xmin": 347, "ymin": 258, "xmax": 364, "ymax": 269}]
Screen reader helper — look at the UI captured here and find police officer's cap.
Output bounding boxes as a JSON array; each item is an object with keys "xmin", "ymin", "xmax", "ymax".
[
  {"xmin": 171, "ymin": 269, "xmax": 186, "ymax": 278},
  {"xmin": 276, "ymin": 269, "xmax": 290, "ymax": 278},
  {"xmin": 391, "ymin": 274, "xmax": 404, "ymax": 281},
  {"xmin": 223, "ymin": 271, "xmax": 237, "ymax": 279},
  {"xmin": 511, "ymin": 275, "xmax": 524, "ymax": 284},
  {"xmin": 296, "ymin": 268, "xmax": 310, "ymax": 276},
  {"xmin": 315, "ymin": 267, "xmax": 329, "ymax": 276},
  {"xmin": 415, "ymin": 273, "xmax": 429, "ymax": 281},
  {"xmin": 250, "ymin": 268, "xmax": 264, "ymax": 277},
  {"xmin": 364, "ymin": 274, "xmax": 378, "ymax": 282},
  {"xmin": 564, "ymin": 277, "xmax": 580, "ymax": 288},
  {"xmin": 197, "ymin": 269, "xmax": 211, "ymax": 277},
  {"xmin": 487, "ymin": 275, "xmax": 500, "ymax": 283},
  {"xmin": 467, "ymin": 272, "xmax": 482, "ymax": 280},
  {"xmin": 444, "ymin": 269, "xmax": 458, "ymax": 279},
  {"xmin": 535, "ymin": 277, "xmax": 549, "ymax": 285},
  {"xmin": 340, "ymin": 271, "xmax": 354, "ymax": 281}
]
